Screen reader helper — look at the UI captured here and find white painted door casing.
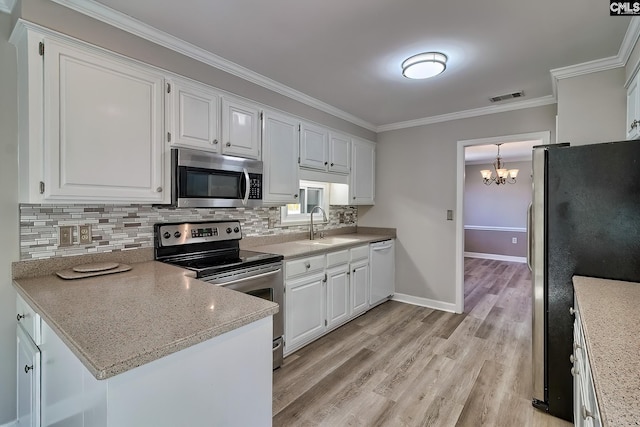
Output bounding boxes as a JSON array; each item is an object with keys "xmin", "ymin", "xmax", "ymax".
[
  {"xmin": 350, "ymin": 138, "xmax": 375, "ymax": 205},
  {"xmin": 167, "ymin": 77, "xmax": 221, "ymax": 152},
  {"xmin": 626, "ymin": 74, "xmax": 639, "ymax": 140},
  {"xmin": 262, "ymin": 110, "xmax": 300, "ymax": 205},
  {"xmin": 221, "ymin": 97, "xmax": 261, "ymax": 159},
  {"xmin": 43, "ymin": 38, "xmax": 168, "ymax": 203}
]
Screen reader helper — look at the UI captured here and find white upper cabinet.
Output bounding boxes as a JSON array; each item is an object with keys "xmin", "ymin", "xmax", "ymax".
[
  {"xmin": 167, "ymin": 77, "xmax": 221, "ymax": 152},
  {"xmin": 350, "ymin": 138, "xmax": 376, "ymax": 205},
  {"xmin": 328, "ymin": 132, "xmax": 350, "ymax": 174},
  {"xmin": 222, "ymin": 96, "xmax": 261, "ymax": 159},
  {"xmin": 626, "ymin": 73, "xmax": 640, "ymax": 140},
  {"xmin": 299, "ymin": 122, "xmax": 329, "ymax": 170},
  {"xmin": 262, "ymin": 110, "xmax": 300, "ymax": 205},
  {"xmin": 44, "ymin": 39, "xmax": 168, "ymax": 203},
  {"xmin": 12, "ymin": 25, "xmax": 169, "ymax": 204}
]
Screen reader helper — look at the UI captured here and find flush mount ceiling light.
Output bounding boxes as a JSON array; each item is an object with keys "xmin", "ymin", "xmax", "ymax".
[
  {"xmin": 480, "ymin": 144, "xmax": 519, "ymax": 186},
  {"xmin": 402, "ymin": 52, "xmax": 448, "ymax": 79}
]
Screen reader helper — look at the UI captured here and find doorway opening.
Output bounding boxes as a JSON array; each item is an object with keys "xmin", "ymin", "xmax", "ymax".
[{"xmin": 454, "ymin": 131, "xmax": 550, "ymax": 313}]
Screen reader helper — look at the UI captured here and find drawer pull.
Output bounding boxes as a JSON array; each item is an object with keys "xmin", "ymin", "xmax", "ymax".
[
  {"xmin": 17, "ymin": 314, "xmax": 25, "ymax": 322},
  {"xmin": 304, "ymin": 262, "xmax": 311, "ymax": 269},
  {"xmin": 24, "ymin": 365, "xmax": 33, "ymax": 374},
  {"xmin": 582, "ymin": 405, "xmax": 593, "ymax": 420},
  {"xmin": 570, "ymin": 354, "xmax": 575, "ymax": 364},
  {"xmin": 571, "ymin": 366, "xmax": 579, "ymax": 376},
  {"xmin": 569, "ymin": 307, "xmax": 575, "ymax": 315}
]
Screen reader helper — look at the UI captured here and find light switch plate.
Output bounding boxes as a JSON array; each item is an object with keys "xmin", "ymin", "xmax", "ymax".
[
  {"xmin": 59, "ymin": 226, "xmax": 74, "ymax": 247},
  {"xmin": 78, "ymin": 225, "xmax": 92, "ymax": 245}
]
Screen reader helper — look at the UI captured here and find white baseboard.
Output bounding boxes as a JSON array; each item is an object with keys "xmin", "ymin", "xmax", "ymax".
[
  {"xmin": 464, "ymin": 251, "xmax": 527, "ymax": 263},
  {"xmin": 0, "ymin": 420, "xmax": 17, "ymax": 427},
  {"xmin": 392, "ymin": 293, "xmax": 457, "ymax": 313}
]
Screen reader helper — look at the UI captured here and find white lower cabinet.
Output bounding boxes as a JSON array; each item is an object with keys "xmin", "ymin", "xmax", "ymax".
[
  {"xmin": 350, "ymin": 258, "xmax": 370, "ymax": 317},
  {"xmin": 572, "ymin": 299, "xmax": 602, "ymax": 427},
  {"xmin": 16, "ymin": 295, "xmax": 272, "ymax": 427},
  {"xmin": 17, "ymin": 325, "xmax": 40, "ymax": 427},
  {"xmin": 284, "ymin": 245, "xmax": 371, "ymax": 355},
  {"xmin": 285, "ymin": 272, "xmax": 327, "ymax": 352}
]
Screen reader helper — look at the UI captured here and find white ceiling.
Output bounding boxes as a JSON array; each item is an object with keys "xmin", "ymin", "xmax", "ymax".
[{"xmin": 89, "ymin": 0, "xmax": 630, "ymax": 128}]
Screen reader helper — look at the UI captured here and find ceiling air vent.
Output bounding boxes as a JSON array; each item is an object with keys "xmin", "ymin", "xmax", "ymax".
[{"xmin": 489, "ymin": 91, "xmax": 524, "ymax": 103}]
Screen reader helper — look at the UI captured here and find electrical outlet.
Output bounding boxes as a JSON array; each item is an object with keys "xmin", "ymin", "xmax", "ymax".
[
  {"xmin": 512, "ymin": 237, "xmax": 518, "ymax": 244},
  {"xmin": 79, "ymin": 225, "xmax": 92, "ymax": 245},
  {"xmin": 58, "ymin": 226, "xmax": 74, "ymax": 247}
]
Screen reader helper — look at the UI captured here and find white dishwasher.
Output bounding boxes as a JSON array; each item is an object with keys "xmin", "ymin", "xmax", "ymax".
[{"xmin": 369, "ymin": 239, "xmax": 395, "ymax": 307}]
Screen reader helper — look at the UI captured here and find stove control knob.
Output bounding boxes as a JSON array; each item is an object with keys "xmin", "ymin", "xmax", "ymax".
[
  {"xmin": 174, "ymin": 231, "xmax": 181, "ymax": 238},
  {"xmin": 234, "ymin": 227, "xmax": 240, "ymax": 233},
  {"xmin": 163, "ymin": 232, "xmax": 171, "ymax": 239},
  {"xmin": 226, "ymin": 227, "xmax": 232, "ymax": 234}
]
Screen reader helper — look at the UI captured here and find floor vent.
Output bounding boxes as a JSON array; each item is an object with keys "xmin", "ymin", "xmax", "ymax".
[{"xmin": 489, "ymin": 91, "xmax": 524, "ymax": 103}]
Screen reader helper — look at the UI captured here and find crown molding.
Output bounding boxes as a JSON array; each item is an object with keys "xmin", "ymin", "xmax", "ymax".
[
  {"xmin": 551, "ymin": 17, "xmax": 640, "ymax": 96},
  {"xmin": 48, "ymin": 0, "xmax": 377, "ymax": 132},
  {"xmin": 0, "ymin": 0, "xmax": 16, "ymax": 14},
  {"xmin": 376, "ymin": 95, "xmax": 556, "ymax": 133}
]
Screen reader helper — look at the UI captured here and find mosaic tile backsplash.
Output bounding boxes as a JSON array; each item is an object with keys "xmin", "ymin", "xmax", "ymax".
[{"xmin": 20, "ymin": 204, "xmax": 358, "ymax": 260}]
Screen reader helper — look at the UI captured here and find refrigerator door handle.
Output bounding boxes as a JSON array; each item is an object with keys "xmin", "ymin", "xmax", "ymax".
[{"xmin": 527, "ymin": 202, "xmax": 533, "ymax": 272}]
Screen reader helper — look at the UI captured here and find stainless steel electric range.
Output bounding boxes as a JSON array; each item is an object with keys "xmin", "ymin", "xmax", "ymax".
[{"xmin": 154, "ymin": 220, "xmax": 284, "ymax": 369}]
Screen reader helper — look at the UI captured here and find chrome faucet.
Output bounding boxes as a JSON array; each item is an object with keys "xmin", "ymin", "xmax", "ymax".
[{"xmin": 309, "ymin": 205, "xmax": 327, "ymax": 240}]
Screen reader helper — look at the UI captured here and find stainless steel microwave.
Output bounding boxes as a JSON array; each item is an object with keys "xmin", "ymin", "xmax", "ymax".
[{"xmin": 171, "ymin": 148, "xmax": 263, "ymax": 208}]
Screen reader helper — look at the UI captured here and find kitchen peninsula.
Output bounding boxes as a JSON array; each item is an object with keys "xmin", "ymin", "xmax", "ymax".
[{"xmin": 14, "ymin": 257, "xmax": 276, "ymax": 427}]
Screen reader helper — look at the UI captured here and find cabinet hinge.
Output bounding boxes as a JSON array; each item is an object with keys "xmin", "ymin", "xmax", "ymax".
[
  {"xmin": 167, "ymin": 132, "xmax": 172, "ymax": 142},
  {"xmin": 39, "ymin": 181, "xmax": 45, "ymax": 194},
  {"xmin": 38, "ymin": 42, "xmax": 44, "ymax": 56},
  {"xmin": 166, "ymin": 83, "xmax": 171, "ymax": 94},
  {"xmin": 298, "ymin": 124, "xmax": 301, "ymax": 132},
  {"xmin": 323, "ymin": 273, "xmax": 327, "ymax": 283},
  {"xmin": 298, "ymin": 157, "xmax": 300, "ymax": 164},
  {"xmin": 260, "ymin": 112, "xmax": 263, "ymax": 120}
]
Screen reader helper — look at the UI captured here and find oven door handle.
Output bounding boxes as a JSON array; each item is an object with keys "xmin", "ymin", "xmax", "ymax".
[
  {"xmin": 242, "ymin": 167, "xmax": 250, "ymax": 206},
  {"xmin": 210, "ymin": 268, "xmax": 281, "ymax": 286}
]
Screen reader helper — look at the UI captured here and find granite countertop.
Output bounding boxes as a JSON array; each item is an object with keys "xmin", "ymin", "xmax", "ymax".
[
  {"xmin": 573, "ymin": 276, "xmax": 640, "ymax": 427},
  {"xmin": 247, "ymin": 233, "xmax": 395, "ymax": 260},
  {"xmin": 13, "ymin": 261, "xmax": 278, "ymax": 380}
]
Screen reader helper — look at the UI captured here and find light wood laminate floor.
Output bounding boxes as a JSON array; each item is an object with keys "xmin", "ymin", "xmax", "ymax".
[{"xmin": 273, "ymin": 258, "xmax": 573, "ymax": 426}]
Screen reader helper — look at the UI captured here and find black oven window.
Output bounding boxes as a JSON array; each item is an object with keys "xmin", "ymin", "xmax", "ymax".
[
  {"xmin": 182, "ymin": 168, "xmax": 241, "ymax": 198},
  {"xmin": 247, "ymin": 288, "xmax": 273, "ymax": 302}
]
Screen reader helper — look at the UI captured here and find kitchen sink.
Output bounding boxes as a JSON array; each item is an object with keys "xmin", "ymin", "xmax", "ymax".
[{"xmin": 294, "ymin": 237, "xmax": 360, "ymax": 246}]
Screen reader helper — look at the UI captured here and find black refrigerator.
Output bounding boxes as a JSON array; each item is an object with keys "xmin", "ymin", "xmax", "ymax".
[{"xmin": 530, "ymin": 140, "xmax": 640, "ymax": 421}]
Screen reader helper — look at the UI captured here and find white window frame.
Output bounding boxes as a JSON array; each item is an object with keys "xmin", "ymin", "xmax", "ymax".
[{"xmin": 280, "ymin": 180, "xmax": 330, "ymax": 226}]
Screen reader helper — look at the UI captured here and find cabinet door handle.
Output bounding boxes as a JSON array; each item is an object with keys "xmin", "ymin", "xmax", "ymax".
[
  {"xmin": 24, "ymin": 365, "xmax": 33, "ymax": 374},
  {"xmin": 582, "ymin": 405, "xmax": 593, "ymax": 420},
  {"xmin": 571, "ymin": 366, "xmax": 579, "ymax": 376},
  {"xmin": 226, "ymin": 142, "xmax": 232, "ymax": 147},
  {"xmin": 304, "ymin": 262, "xmax": 310, "ymax": 269},
  {"xmin": 331, "ymin": 163, "xmax": 334, "ymax": 166},
  {"xmin": 569, "ymin": 354, "xmax": 575, "ymax": 364},
  {"xmin": 17, "ymin": 314, "xmax": 25, "ymax": 322},
  {"xmin": 156, "ymin": 187, "xmax": 163, "ymax": 192},
  {"xmin": 294, "ymin": 194, "xmax": 298, "ymax": 198},
  {"xmin": 569, "ymin": 307, "xmax": 575, "ymax": 315},
  {"xmin": 213, "ymin": 139, "xmax": 218, "ymax": 144},
  {"xmin": 324, "ymin": 161, "xmax": 328, "ymax": 166},
  {"xmin": 353, "ymin": 196, "xmax": 356, "ymax": 200}
]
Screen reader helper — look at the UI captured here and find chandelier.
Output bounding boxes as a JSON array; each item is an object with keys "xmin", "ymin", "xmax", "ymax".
[{"xmin": 480, "ymin": 144, "xmax": 519, "ymax": 185}]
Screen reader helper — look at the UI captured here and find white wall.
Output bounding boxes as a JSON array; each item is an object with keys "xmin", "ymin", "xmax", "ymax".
[
  {"xmin": 556, "ymin": 68, "xmax": 626, "ymax": 145},
  {"xmin": 0, "ymin": 11, "xmax": 19, "ymax": 425},
  {"xmin": 358, "ymin": 105, "xmax": 556, "ymax": 304}
]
